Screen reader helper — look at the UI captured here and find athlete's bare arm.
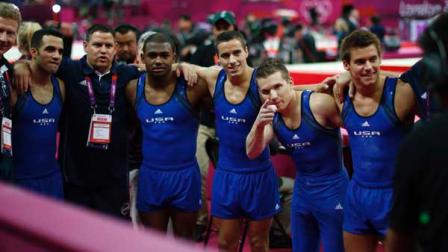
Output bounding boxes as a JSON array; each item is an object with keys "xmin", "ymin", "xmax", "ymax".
[
  {"xmin": 125, "ymin": 78, "xmax": 139, "ymax": 108},
  {"xmin": 246, "ymin": 99, "xmax": 276, "ymax": 159},
  {"xmin": 394, "ymin": 79, "xmax": 417, "ymax": 123},
  {"xmin": 186, "ymin": 76, "xmax": 212, "ymax": 109},
  {"xmin": 309, "ymin": 92, "xmax": 343, "ymax": 129},
  {"xmin": 179, "ymin": 62, "xmax": 222, "ymax": 96},
  {"xmin": 58, "ymin": 78, "xmax": 66, "ymax": 103}
]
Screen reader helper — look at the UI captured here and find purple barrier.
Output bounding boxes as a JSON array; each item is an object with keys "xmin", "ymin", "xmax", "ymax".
[{"xmin": 0, "ymin": 183, "xmax": 209, "ymax": 252}]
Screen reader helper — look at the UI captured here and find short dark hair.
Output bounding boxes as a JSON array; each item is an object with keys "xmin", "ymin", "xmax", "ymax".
[
  {"xmin": 215, "ymin": 31, "xmax": 247, "ymax": 53},
  {"xmin": 342, "ymin": 4, "xmax": 354, "ymax": 17},
  {"xmin": 419, "ymin": 13, "xmax": 448, "ymax": 91},
  {"xmin": 30, "ymin": 28, "xmax": 64, "ymax": 49},
  {"xmin": 340, "ymin": 29, "xmax": 381, "ymax": 63},
  {"xmin": 419, "ymin": 13, "xmax": 448, "ymax": 63},
  {"xmin": 256, "ymin": 58, "xmax": 290, "ymax": 81},
  {"xmin": 86, "ymin": 24, "xmax": 114, "ymax": 42},
  {"xmin": 142, "ymin": 32, "xmax": 177, "ymax": 55},
  {"xmin": 114, "ymin": 24, "xmax": 140, "ymax": 39}
]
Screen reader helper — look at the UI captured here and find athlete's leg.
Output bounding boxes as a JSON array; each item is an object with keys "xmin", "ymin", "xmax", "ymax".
[
  {"xmin": 291, "ymin": 210, "xmax": 319, "ymax": 252},
  {"xmin": 318, "ymin": 209, "xmax": 344, "ymax": 252},
  {"xmin": 343, "ymin": 232, "xmax": 378, "ymax": 252},
  {"xmin": 214, "ymin": 217, "xmax": 242, "ymax": 252},
  {"xmin": 247, "ymin": 218, "xmax": 272, "ymax": 252},
  {"xmin": 171, "ymin": 209, "xmax": 198, "ymax": 240},
  {"xmin": 139, "ymin": 210, "xmax": 170, "ymax": 233}
]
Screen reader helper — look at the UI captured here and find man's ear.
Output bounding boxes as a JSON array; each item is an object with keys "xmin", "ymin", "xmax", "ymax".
[
  {"xmin": 83, "ymin": 41, "xmax": 88, "ymax": 51},
  {"xmin": 343, "ymin": 60, "xmax": 350, "ymax": 71},
  {"xmin": 29, "ymin": 47, "xmax": 38, "ymax": 58}
]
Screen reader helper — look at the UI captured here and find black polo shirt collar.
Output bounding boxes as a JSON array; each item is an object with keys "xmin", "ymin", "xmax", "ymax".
[{"xmin": 80, "ymin": 55, "xmax": 118, "ymax": 76}]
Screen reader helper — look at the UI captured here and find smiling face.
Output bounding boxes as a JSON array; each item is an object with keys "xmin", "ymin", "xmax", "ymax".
[
  {"xmin": 343, "ymin": 44, "xmax": 381, "ymax": 87},
  {"xmin": 31, "ymin": 35, "xmax": 64, "ymax": 74},
  {"xmin": 142, "ymin": 41, "xmax": 176, "ymax": 78},
  {"xmin": 84, "ymin": 31, "xmax": 116, "ymax": 73},
  {"xmin": 0, "ymin": 16, "xmax": 19, "ymax": 58},
  {"xmin": 217, "ymin": 38, "xmax": 249, "ymax": 77},
  {"xmin": 257, "ymin": 71, "xmax": 293, "ymax": 112}
]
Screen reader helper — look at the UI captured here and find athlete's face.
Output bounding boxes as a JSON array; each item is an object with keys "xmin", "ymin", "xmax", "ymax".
[
  {"xmin": 142, "ymin": 41, "xmax": 176, "ymax": 78},
  {"xmin": 84, "ymin": 31, "xmax": 116, "ymax": 73},
  {"xmin": 257, "ymin": 71, "xmax": 293, "ymax": 112},
  {"xmin": 115, "ymin": 31, "xmax": 138, "ymax": 64},
  {"xmin": 217, "ymin": 39, "xmax": 249, "ymax": 78},
  {"xmin": 343, "ymin": 44, "xmax": 381, "ymax": 87},
  {"xmin": 31, "ymin": 35, "xmax": 64, "ymax": 74},
  {"xmin": 0, "ymin": 17, "xmax": 19, "ymax": 58}
]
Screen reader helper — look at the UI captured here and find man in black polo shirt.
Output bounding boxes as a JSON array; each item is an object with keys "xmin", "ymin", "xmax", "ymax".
[
  {"xmin": 56, "ymin": 24, "xmax": 140, "ymax": 218},
  {"xmin": 0, "ymin": 2, "xmax": 21, "ymax": 182}
]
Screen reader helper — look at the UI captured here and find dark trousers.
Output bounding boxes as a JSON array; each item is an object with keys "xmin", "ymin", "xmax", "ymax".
[{"xmin": 64, "ymin": 182, "xmax": 130, "ymax": 220}]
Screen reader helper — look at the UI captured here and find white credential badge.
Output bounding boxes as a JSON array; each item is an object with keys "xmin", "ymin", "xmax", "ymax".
[
  {"xmin": 88, "ymin": 113, "xmax": 112, "ymax": 144},
  {"xmin": 1, "ymin": 117, "xmax": 12, "ymax": 155}
]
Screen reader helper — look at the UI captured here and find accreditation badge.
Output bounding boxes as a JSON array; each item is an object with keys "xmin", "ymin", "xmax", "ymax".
[
  {"xmin": 86, "ymin": 113, "xmax": 112, "ymax": 150},
  {"xmin": 1, "ymin": 117, "xmax": 12, "ymax": 156}
]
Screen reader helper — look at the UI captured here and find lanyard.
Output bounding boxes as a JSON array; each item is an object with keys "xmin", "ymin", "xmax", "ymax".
[
  {"xmin": 85, "ymin": 73, "xmax": 117, "ymax": 113},
  {"xmin": 0, "ymin": 71, "xmax": 10, "ymax": 117}
]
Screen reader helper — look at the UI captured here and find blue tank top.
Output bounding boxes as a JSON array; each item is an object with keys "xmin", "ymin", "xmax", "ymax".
[
  {"xmin": 273, "ymin": 91, "xmax": 345, "ymax": 180},
  {"xmin": 13, "ymin": 76, "xmax": 63, "ymax": 179},
  {"xmin": 213, "ymin": 69, "xmax": 271, "ymax": 173},
  {"xmin": 136, "ymin": 73, "xmax": 199, "ymax": 170},
  {"xmin": 342, "ymin": 77, "xmax": 410, "ymax": 187}
]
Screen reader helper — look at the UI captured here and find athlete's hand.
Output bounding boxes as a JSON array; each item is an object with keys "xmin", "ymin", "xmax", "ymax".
[
  {"xmin": 256, "ymin": 99, "xmax": 277, "ymax": 129},
  {"xmin": 13, "ymin": 60, "xmax": 31, "ymax": 94},
  {"xmin": 314, "ymin": 76, "xmax": 335, "ymax": 93},
  {"xmin": 333, "ymin": 72, "xmax": 354, "ymax": 103},
  {"xmin": 130, "ymin": 63, "xmax": 146, "ymax": 72},
  {"xmin": 176, "ymin": 62, "xmax": 198, "ymax": 87}
]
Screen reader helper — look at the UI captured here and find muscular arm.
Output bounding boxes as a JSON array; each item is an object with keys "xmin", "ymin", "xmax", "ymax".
[
  {"xmin": 309, "ymin": 92, "xmax": 343, "ymax": 129},
  {"xmin": 179, "ymin": 62, "xmax": 221, "ymax": 95},
  {"xmin": 186, "ymin": 76, "xmax": 212, "ymax": 109},
  {"xmin": 246, "ymin": 100, "xmax": 276, "ymax": 159},
  {"xmin": 395, "ymin": 79, "xmax": 417, "ymax": 123},
  {"xmin": 57, "ymin": 78, "xmax": 66, "ymax": 103},
  {"xmin": 125, "ymin": 78, "xmax": 138, "ymax": 108}
]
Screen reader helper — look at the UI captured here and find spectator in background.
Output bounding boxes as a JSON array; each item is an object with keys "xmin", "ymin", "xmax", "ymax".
[
  {"xmin": 294, "ymin": 23, "xmax": 319, "ymax": 63},
  {"xmin": 386, "ymin": 13, "xmax": 448, "ymax": 252},
  {"xmin": 17, "ymin": 21, "xmax": 41, "ymax": 60},
  {"xmin": 177, "ymin": 15, "xmax": 203, "ymax": 62},
  {"xmin": 114, "ymin": 24, "xmax": 140, "ymax": 64},
  {"xmin": 369, "ymin": 16, "xmax": 385, "ymax": 44},
  {"xmin": 334, "ymin": 4, "xmax": 358, "ymax": 51}
]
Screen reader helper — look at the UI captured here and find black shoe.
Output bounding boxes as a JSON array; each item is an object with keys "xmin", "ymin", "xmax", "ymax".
[{"xmin": 193, "ymin": 224, "xmax": 207, "ymax": 242}]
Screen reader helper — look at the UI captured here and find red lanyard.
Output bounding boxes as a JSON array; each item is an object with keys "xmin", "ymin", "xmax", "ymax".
[{"xmin": 85, "ymin": 73, "xmax": 117, "ymax": 113}]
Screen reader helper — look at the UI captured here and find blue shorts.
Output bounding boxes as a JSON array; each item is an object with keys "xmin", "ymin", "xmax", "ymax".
[
  {"xmin": 136, "ymin": 164, "xmax": 201, "ymax": 213},
  {"xmin": 15, "ymin": 169, "xmax": 63, "ymax": 200},
  {"xmin": 343, "ymin": 180, "xmax": 393, "ymax": 237},
  {"xmin": 211, "ymin": 168, "xmax": 280, "ymax": 220},
  {"xmin": 291, "ymin": 173, "xmax": 347, "ymax": 252}
]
